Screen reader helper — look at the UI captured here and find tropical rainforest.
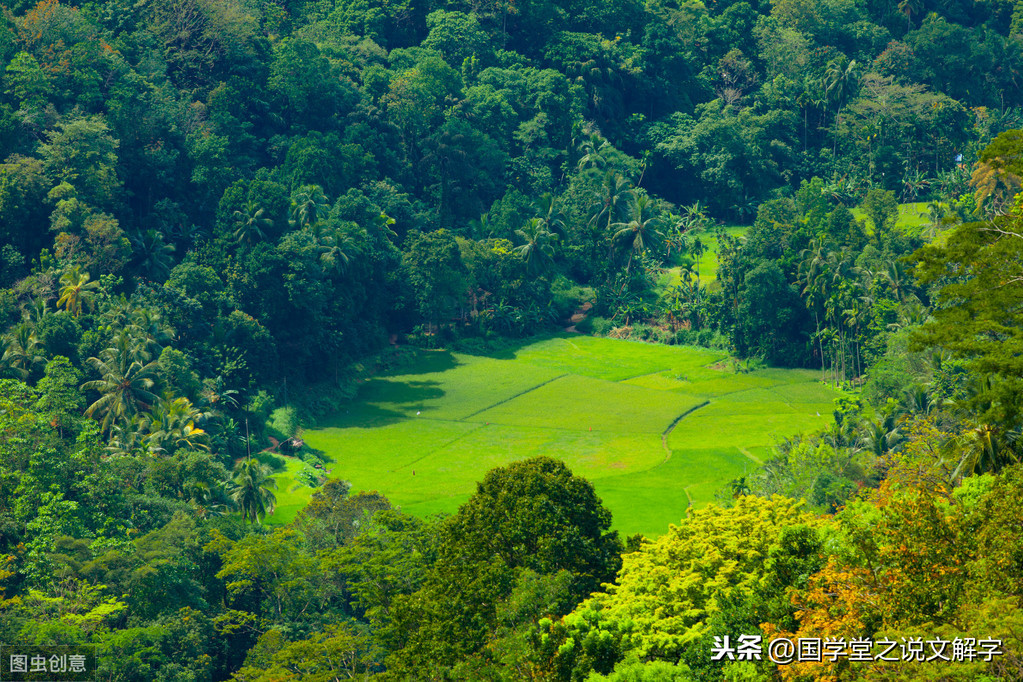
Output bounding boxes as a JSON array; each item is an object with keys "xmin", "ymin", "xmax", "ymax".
[{"xmin": 1, "ymin": 0, "xmax": 1023, "ymax": 677}]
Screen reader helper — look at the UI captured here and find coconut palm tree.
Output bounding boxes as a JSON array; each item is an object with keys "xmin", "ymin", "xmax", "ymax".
[
  {"xmin": 141, "ymin": 395, "xmax": 211, "ymax": 454},
  {"xmin": 187, "ymin": 480, "xmax": 234, "ymax": 519},
  {"xmin": 131, "ymin": 229, "xmax": 176, "ymax": 281},
  {"xmin": 127, "ymin": 307, "xmax": 175, "ymax": 356},
  {"xmin": 857, "ymin": 415, "xmax": 903, "ymax": 459},
  {"xmin": 952, "ymin": 423, "xmax": 1019, "ymax": 479},
  {"xmin": 289, "ymin": 185, "xmax": 330, "ymax": 231},
  {"xmin": 319, "ymin": 227, "xmax": 358, "ymax": 275},
  {"xmin": 881, "ymin": 259, "xmax": 916, "ymax": 305},
  {"xmin": 1, "ymin": 322, "xmax": 46, "ymax": 380},
  {"xmin": 898, "ymin": 0, "xmax": 924, "ymax": 29},
  {"xmin": 536, "ymin": 193, "xmax": 567, "ymax": 241},
  {"xmin": 81, "ymin": 332, "xmax": 161, "ymax": 434},
  {"xmin": 824, "ymin": 58, "xmax": 859, "ymax": 153},
  {"xmin": 106, "ymin": 418, "xmax": 149, "ymax": 457},
  {"xmin": 577, "ymin": 132, "xmax": 610, "ymax": 170},
  {"xmin": 589, "ymin": 172, "xmax": 632, "ymax": 235},
  {"xmin": 468, "ymin": 212, "xmax": 494, "ymax": 240},
  {"xmin": 57, "ymin": 266, "xmax": 100, "ymax": 317},
  {"xmin": 611, "ymin": 193, "xmax": 663, "ymax": 275},
  {"xmin": 231, "ymin": 459, "xmax": 278, "ymax": 524},
  {"xmin": 233, "ymin": 202, "xmax": 273, "ymax": 247},
  {"xmin": 514, "ymin": 218, "xmax": 557, "ymax": 276}
]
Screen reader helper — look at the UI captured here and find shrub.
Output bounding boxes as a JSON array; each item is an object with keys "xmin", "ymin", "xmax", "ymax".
[
  {"xmin": 589, "ymin": 316, "xmax": 615, "ymax": 336},
  {"xmin": 267, "ymin": 406, "xmax": 299, "ymax": 442}
]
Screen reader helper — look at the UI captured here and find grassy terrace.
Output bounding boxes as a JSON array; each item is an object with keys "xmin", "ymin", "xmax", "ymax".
[{"xmin": 284, "ymin": 336, "xmax": 839, "ymax": 538}]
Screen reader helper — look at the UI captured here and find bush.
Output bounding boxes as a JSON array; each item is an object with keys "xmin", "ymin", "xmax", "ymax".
[
  {"xmin": 450, "ymin": 336, "xmax": 491, "ymax": 355},
  {"xmin": 589, "ymin": 316, "xmax": 615, "ymax": 336},
  {"xmin": 649, "ymin": 326, "xmax": 676, "ymax": 345},
  {"xmin": 267, "ymin": 406, "xmax": 299, "ymax": 442},
  {"xmin": 296, "ymin": 464, "xmax": 322, "ymax": 488},
  {"xmin": 630, "ymin": 323, "xmax": 654, "ymax": 340},
  {"xmin": 673, "ymin": 329, "xmax": 693, "ymax": 345}
]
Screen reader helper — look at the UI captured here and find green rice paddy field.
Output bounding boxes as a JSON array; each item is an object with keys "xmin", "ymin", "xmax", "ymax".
[{"xmin": 278, "ymin": 336, "xmax": 839, "ymax": 538}]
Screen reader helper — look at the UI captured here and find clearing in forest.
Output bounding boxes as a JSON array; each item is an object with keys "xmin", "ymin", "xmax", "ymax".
[
  {"xmin": 659, "ymin": 224, "xmax": 748, "ymax": 290},
  {"xmin": 286, "ymin": 336, "xmax": 838, "ymax": 538}
]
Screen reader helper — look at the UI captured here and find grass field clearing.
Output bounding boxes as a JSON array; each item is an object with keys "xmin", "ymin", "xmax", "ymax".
[{"xmin": 289, "ymin": 335, "xmax": 840, "ymax": 537}]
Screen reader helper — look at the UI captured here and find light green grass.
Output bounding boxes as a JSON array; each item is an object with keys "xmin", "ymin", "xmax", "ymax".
[
  {"xmin": 473, "ymin": 375, "xmax": 704, "ymax": 433},
  {"xmin": 660, "ymin": 224, "xmax": 748, "ymax": 291},
  {"xmin": 289, "ymin": 335, "xmax": 840, "ymax": 538},
  {"xmin": 851, "ymin": 201, "xmax": 933, "ymax": 235},
  {"xmin": 321, "ymin": 352, "xmax": 562, "ymax": 425},
  {"xmin": 264, "ymin": 455, "xmax": 318, "ymax": 525},
  {"xmin": 507, "ymin": 335, "xmax": 727, "ymax": 382}
]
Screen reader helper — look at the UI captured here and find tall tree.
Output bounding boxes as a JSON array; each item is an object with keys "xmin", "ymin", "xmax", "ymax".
[
  {"xmin": 612, "ymin": 193, "xmax": 663, "ymax": 274},
  {"xmin": 81, "ymin": 333, "xmax": 161, "ymax": 434},
  {"xmin": 514, "ymin": 218, "xmax": 557, "ymax": 276},
  {"xmin": 230, "ymin": 459, "xmax": 278, "ymax": 524},
  {"xmin": 232, "ymin": 201, "xmax": 273, "ymax": 247},
  {"xmin": 1, "ymin": 323, "xmax": 46, "ymax": 380},
  {"xmin": 56, "ymin": 266, "xmax": 99, "ymax": 317}
]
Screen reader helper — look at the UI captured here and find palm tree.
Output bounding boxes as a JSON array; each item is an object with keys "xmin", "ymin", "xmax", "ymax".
[
  {"xmin": 536, "ymin": 193, "xmax": 567, "ymax": 241},
  {"xmin": 1, "ymin": 323, "xmax": 46, "ymax": 380},
  {"xmin": 131, "ymin": 229, "xmax": 176, "ymax": 281},
  {"xmin": 25, "ymin": 297, "xmax": 51, "ymax": 325},
  {"xmin": 289, "ymin": 185, "xmax": 330, "ymax": 231},
  {"xmin": 730, "ymin": 476, "xmax": 751, "ymax": 498},
  {"xmin": 319, "ymin": 227, "xmax": 357, "ymax": 275},
  {"xmin": 926, "ymin": 201, "xmax": 947, "ymax": 238},
  {"xmin": 514, "ymin": 218, "xmax": 557, "ymax": 276},
  {"xmin": 141, "ymin": 395, "xmax": 211, "ymax": 454},
  {"xmin": 588, "ymin": 172, "xmax": 632, "ymax": 235},
  {"xmin": 824, "ymin": 58, "xmax": 859, "ymax": 111},
  {"xmin": 233, "ymin": 202, "xmax": 273, "ymax": 247},
  {"xmin": 81, "ymin": 332, "xmax": 161, "ymax": 434},
  {"xmin": 577, "ymin": 133, "xmax": 610, "ymax": 170},
  {"xmin": 57, "ymin": 266, "xmax": 100, "ymax": 317},
  {"xmin": 824, "ymin": 58, "xmax": 859, "ymax": 154},
  {"xmin": 231, "ymin": 458, "xmax": 278, "ymax": 524},
  {"xmin": 187, "ymin": 480, "xmax": 234, "ymax": 519},
  {"xmin": 611, "ymin": 193, "xmax": 663, "ymax": 275},
  {"xmin": 128, "ymin": 307, "xmax": 175, "ymax": 355},
  {"xmin": 881, "ymin": 259, "xmax": 916, "ymax": 305},
  {"xmin": 898, "ymin": 0, "xmax": 924, "ymax": 29},
  {"xmin": 468, "ymin": 212, "xmax": 494, "ymax": 240},
  {"xmin": 952, "ymin": 423, "xmax": 1019, "ymax": 480},
  {"xmin": 106, "ymin": 418, "xmax": 149, "ymax": 457},
  {"xmin": 857, "ymin": 415, "xmax": 902, "ymax": 459}
]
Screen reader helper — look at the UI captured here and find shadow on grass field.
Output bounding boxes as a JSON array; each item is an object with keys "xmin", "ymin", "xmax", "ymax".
[{"xmin": 288, "ymin": 335, "xmax": 839, "ymax": 538}]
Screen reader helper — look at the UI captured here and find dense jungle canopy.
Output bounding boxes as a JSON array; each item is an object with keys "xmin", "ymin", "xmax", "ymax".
[{"xmin": 2, "ymin": 0, "xmax": 1023, "ymax": 677}]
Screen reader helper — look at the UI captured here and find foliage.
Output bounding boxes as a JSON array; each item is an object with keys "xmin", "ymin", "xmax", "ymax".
[{"xmin": 0, "ymin": 0, "xmax": 1019, "ymax": 675}]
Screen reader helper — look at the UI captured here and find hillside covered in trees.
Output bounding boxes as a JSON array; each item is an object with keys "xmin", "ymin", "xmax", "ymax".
[{"xmin": 2, "ymin": 0, "xmax": 1023, "ymax": 677}]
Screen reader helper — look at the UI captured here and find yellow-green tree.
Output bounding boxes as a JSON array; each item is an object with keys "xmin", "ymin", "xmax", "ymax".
[{"xmin": 56, "ymin": 265, "xmax": 99, "ymax": 317}]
